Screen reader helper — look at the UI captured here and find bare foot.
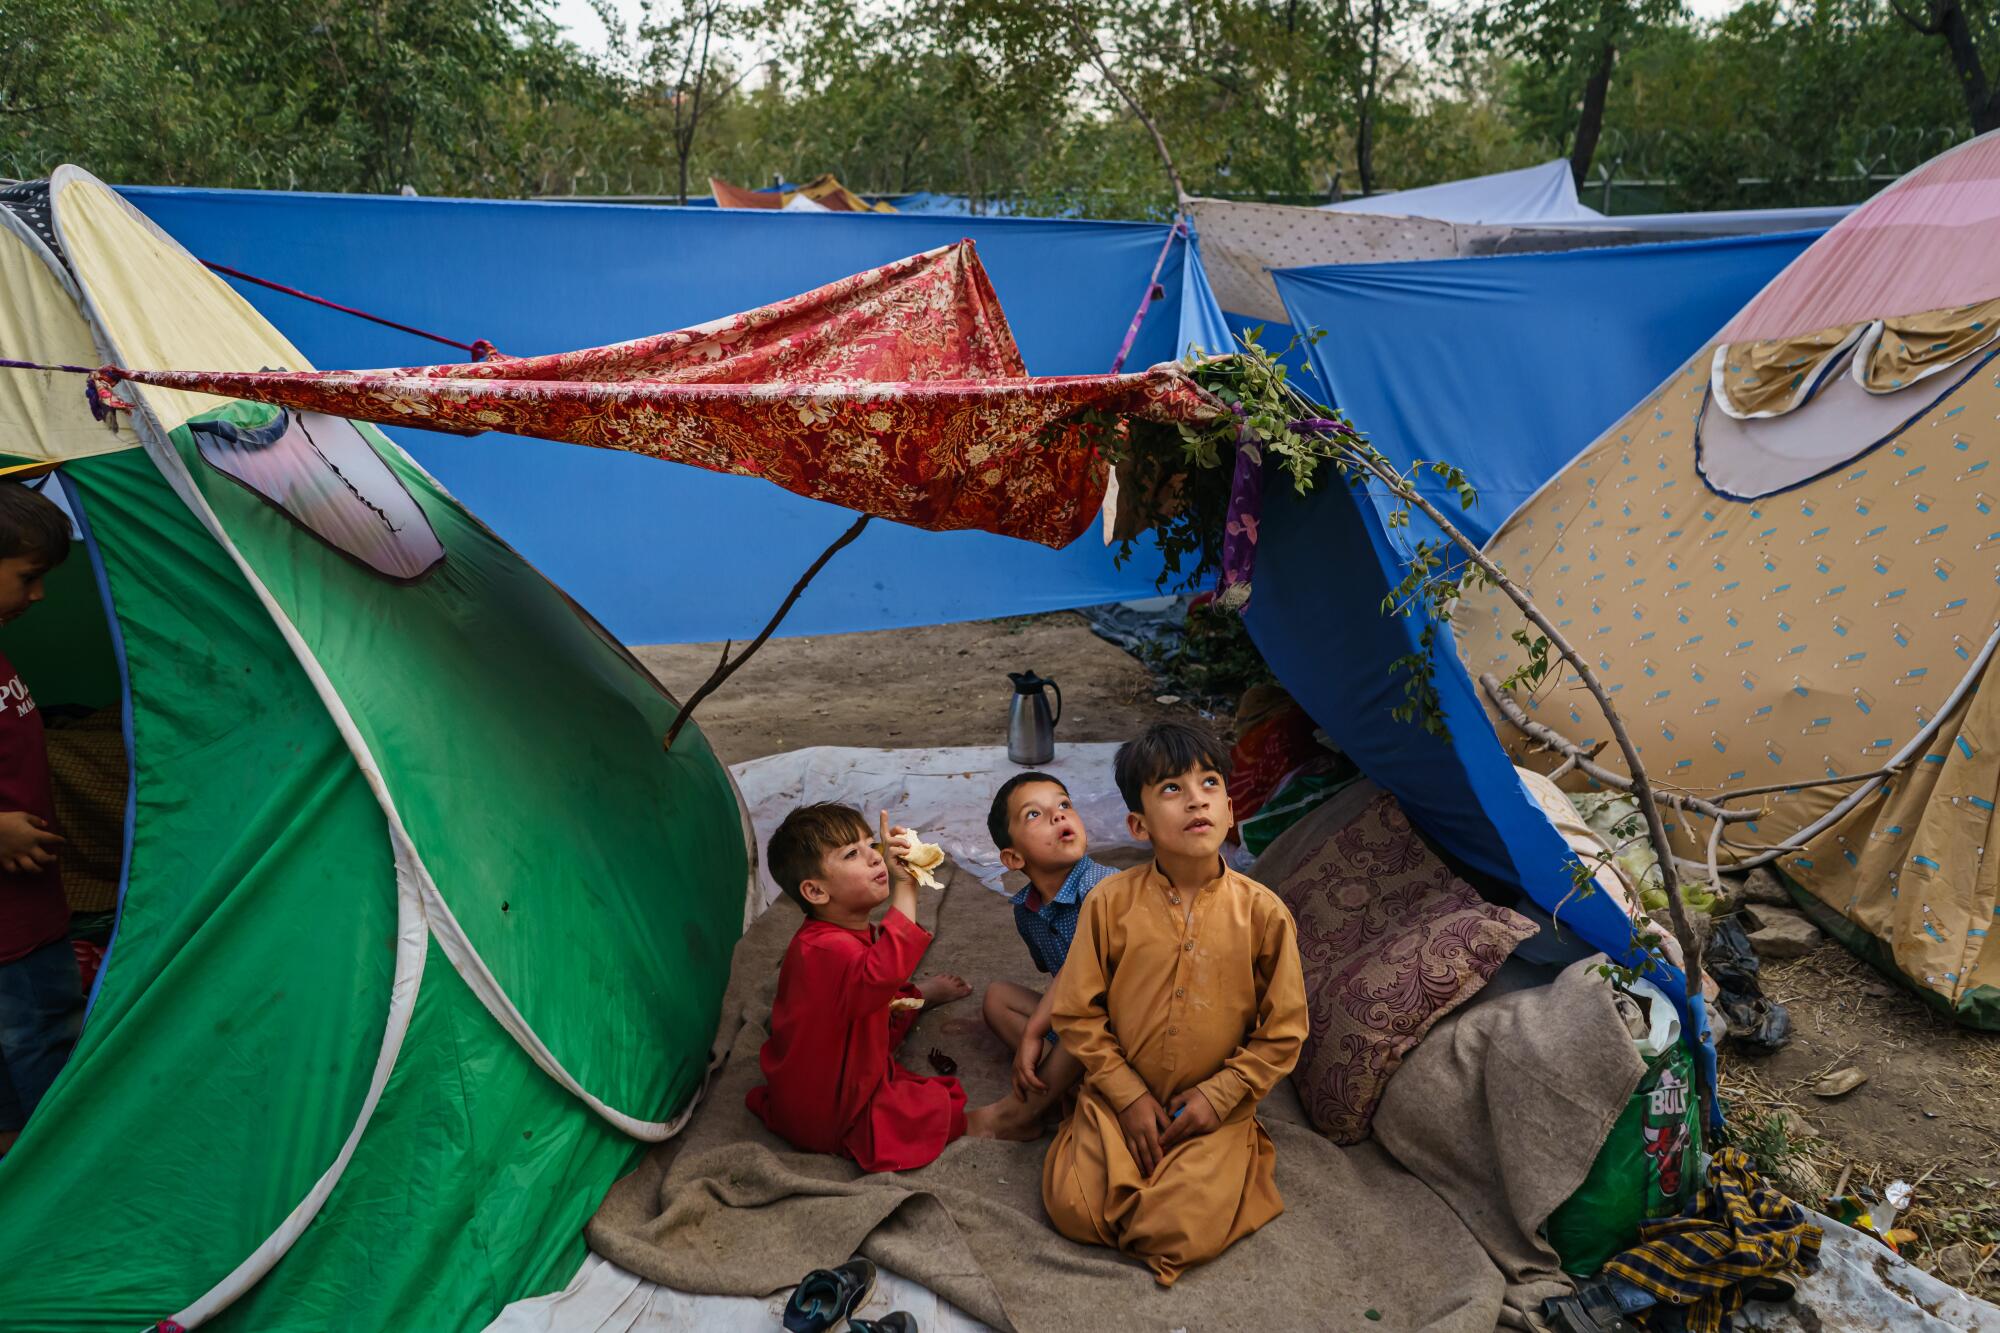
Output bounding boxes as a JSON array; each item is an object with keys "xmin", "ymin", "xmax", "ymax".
[
  {"xmin": 965, "ymin": 1097, "xmax": 1048, "ymax": 1143},
  {"xmin": 917, "ymin": 973, "xmax": 971, "ymax": 1006}
]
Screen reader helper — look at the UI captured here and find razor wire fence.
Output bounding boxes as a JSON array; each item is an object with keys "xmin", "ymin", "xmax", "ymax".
[
  {"xmin": 1579, "ymin": 124, "xmax": 1973, "ymax": 214},
  {"xmin": 6, "ymin": 123, "xmax": 1974, "ymax": 214}
]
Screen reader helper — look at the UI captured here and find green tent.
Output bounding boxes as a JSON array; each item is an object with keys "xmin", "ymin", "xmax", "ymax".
[{"xmin": 0, "ymin": 168, "xmax": 752, "ymax": 1330}]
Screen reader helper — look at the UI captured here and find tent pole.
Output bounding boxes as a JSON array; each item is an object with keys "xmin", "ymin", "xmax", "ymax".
[
  {"xmin": 1110, "ymin": 220, "xmax": 1187, "ymax": 375},
  {"xmin": 664, "ymin": 512, "xmax": 872, "ymax": 750}
]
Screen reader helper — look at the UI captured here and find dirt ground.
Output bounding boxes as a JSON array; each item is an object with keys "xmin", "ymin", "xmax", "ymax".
[
  {"xmin": 639, "ymin": 611, "xmax": 1999, "ymax": 1300},
  {"xmin": 1721, "ymin": 944, "xmax": 2000, "ymax": 1298},
  {"xmin": 634, "ymin": 611, "xmax": 1225, "ymax": 767}
]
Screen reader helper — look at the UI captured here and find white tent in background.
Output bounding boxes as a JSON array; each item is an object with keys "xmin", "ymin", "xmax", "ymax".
[{"xmin": 1325, "ymin": 158, "xmax": 1603, "ymax": 224}]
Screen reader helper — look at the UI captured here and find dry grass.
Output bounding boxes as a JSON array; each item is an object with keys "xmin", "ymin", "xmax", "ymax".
[
  {"xmin": 1716, "ymin": 1062, "xmax": 1841, "ymax": 1203},
  {"xmin": 1718, "ymin": 944, "xmax": 2000, "ymax": 1302}
]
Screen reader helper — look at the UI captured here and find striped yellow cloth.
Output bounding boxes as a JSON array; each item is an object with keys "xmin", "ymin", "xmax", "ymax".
[{"xmin": 1603, "ymin": 1147, "xmax": 1821, "ymax": 1333}]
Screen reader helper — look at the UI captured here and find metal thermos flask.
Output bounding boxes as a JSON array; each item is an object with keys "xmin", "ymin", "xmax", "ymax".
[{"xmin": 1007, "ymin": 670, "xmax": 1062, "ymax": 766}]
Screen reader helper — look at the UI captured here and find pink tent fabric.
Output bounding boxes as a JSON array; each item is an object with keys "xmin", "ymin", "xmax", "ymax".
[{"xmin": 1721, "ymin": 131, "xmax": 2000, "ymax": 342}]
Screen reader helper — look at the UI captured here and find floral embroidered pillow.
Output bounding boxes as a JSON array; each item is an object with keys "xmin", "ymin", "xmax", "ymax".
[{"xmin": 1274, "ymin": 792, "xmax": 1539, "ymax": 1144}]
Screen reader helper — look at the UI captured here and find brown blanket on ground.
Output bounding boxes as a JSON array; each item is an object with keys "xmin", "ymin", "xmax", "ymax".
[{"xmin": 588, "ymin": 857, "xmax": 1645, "ymax": 1332}]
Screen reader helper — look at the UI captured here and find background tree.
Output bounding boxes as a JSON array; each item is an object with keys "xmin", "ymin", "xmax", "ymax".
[
  {"xmin": 1455, "ymin": 0, "xmax": 1685, "ymax": 186},
  {"xmin": 1, "ymin": 0, "xmax": 619, "ymax": 193},
  {"xmin": 637, "ymin": 0, "xmax": 760, "ymax": 203},
  {"xmin": 1887, "ymin": 0, "xmax": 2000, "ymax": 132},
  {"xmin": 1597, "ymin": 0, "xmax": 1967, "ymax": 210},
  {"xmin": 1339, "ymin": 0, "xmax": 1425, "ymax": 194},
  {"xmin": 0, "ymin": 0, "xmax": 1977, "ymax": 214}
]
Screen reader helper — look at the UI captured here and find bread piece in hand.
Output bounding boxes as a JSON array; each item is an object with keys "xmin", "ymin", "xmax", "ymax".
[{"xmin": 892, "ymin": 830, "xmax": 947, "ymax": 890}]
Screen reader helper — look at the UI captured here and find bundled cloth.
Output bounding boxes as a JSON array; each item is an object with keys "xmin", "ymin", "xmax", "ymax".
[
  {"xmin": 708, "ymin": 172, "xmax": 895, "ymax": 212},
  {"xmin": 90, "ymin": 242, "xmax": 1224, "ymax": 549},
  {"xmin": 45, "ymin": 708, "xmax": 126, "ymax": 914},
  {"xmin": 1603, "ymin": 1147, "xmax": 1822, "ymax": 1333},
  {"xmin": 1227, "ymin": 685, "xmax": 1324, "ymax": 823}
]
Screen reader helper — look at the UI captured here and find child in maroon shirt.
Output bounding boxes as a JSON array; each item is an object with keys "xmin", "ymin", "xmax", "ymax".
[
  {"xmin": 748, "ymin": 804, "xmax": 1008, "ymax": 1170},
  {"xmin": 0, "ymin": 481, "xmax": 82, "ymax": 1156}
]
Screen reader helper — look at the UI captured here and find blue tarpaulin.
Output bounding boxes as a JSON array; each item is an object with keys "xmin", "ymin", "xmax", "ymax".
[
  {"xmin": 124, "ymin": 188, "xmax": 1218, "ymax": 643},
  {"xmin": 1271, "ymin": 229, "xmax": 1821, "ymax": 545},
  {"xmin": 1219, "ymin": 312, "xmax": 1324, "ymax": 396},
  {"xmin": 130, "ymin": 181, "xmax": 1719, "ymax": 1068}
]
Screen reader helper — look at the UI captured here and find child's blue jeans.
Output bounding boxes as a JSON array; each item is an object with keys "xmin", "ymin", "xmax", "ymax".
[{"xmin": 0, "ymin": 938, "xmax": 84, "ymax": 1132}]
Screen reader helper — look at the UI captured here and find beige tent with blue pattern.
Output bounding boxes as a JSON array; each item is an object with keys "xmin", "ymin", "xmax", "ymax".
[{"xmin": 1457, "ymin": 133, "xmax": 2000, "ymax": 1027}]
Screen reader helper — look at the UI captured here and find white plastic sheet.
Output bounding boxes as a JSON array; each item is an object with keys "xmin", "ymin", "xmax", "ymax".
[
  {"xmin": 729, "ymin": 744, "xmax": 1139, "ymax": 909},
  {"xmin": 489, "ymin": 1210, "xmax": 1998, "ymax": 1333},
  {"xmin": 1743, "ymin": 1210, "xmax": 2000, "ymax": 1332},
  {"xmin": 484, "ymin": 1254, "xmax": 991, "ymax": 1333},
  {"xmin": 1324, "ymin": 158, "xmax": 1602, "ymax": 223}
]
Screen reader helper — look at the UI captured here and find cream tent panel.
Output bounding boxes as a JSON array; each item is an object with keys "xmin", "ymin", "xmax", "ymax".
[
  {"xmin": 1455, "ymin": 342, "xmax": 2000, "ymax": 1016},
  {"xmin": 1454, "ymin": 133, "xmax": 2000, "ymax": 1020},
  {"xmin": 51, "ymin": 166, "xmax": 312, "ymax": 435},
  {"xmin": 0, "ymin": 209, "xmax": 136, "ymax": 461},
  {"xmin": 1187, "ymin": 197, "xmax": 1458, "ymax": 322}
]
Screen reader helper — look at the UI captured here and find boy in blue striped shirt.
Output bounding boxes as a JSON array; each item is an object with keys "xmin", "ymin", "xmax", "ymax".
[{"xmin": 973, "ymin": 771, "xmax": 1115, "ymax": 1140}]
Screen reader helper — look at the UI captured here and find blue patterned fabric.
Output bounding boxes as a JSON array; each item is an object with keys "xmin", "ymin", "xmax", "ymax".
[{"xmin": 1009, "ymin": 856, "xmax": 1116, "ymax": 974}]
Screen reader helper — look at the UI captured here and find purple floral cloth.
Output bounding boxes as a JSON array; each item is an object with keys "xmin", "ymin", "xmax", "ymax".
[{"xmin": 1272, "ymin": 793, "xmax": 1539, "ymax": 1143}]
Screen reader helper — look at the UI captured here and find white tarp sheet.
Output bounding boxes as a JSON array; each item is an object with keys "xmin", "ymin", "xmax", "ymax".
[
  {"xmin": 1324, "ymin": 157, "xmax": 1602, "ymax": 224},
  {"xmin": 485, "ymin": 1254, "xmax": 990, "ymax": 1333},
  {"xmin": 729, "ymin": 744, "xmax": 1141, "ymax": 908},
  {"xmin": 1743, "ymin": 1210, "xmax": 2000, "ymax": 1332}
]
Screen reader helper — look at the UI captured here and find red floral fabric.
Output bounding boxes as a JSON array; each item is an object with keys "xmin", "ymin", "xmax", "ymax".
[
  {"xmin": 96, "ymin": 242, "xmax": 1222, "ymax": 548},
  {"xmin": 1270, "ymin": 792, "xmax": 1539, "ymax": 1144},
  {"xmin": 1228, "ymin": 695, "xmax": 1328, "ymax": 823}
]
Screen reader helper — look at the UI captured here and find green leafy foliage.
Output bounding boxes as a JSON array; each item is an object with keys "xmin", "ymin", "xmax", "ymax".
[
  {"xmin": 0, "ymin": 0, "xmax": 1979, "ymax": 213},
  {"xmin": 1135, "ymin": 596, "xmax": 1276, "ymax": 702},
  {"xmin": 1083, "ymin": 325, "xmax": 1350, "ymax": 593},
  {"xmin": 1500, "ymin": 626, "xmax": 1554, "ymax": 693},
  {"xmin": 1087, "ymin": 328, "xmax": 1489, "ymax": 744},
  {"xmin": 1585, "ymin": 0, "xmax": 1975, "ymax": 209},
  {"xmin": 1, "ymin": 0, "xmax": 607, "ymax": 192}
]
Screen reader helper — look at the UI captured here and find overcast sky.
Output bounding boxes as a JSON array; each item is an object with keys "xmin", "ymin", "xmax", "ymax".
[{"xmin": 548, "ymin": 0, "xmax": 1745, "ymax": 58}]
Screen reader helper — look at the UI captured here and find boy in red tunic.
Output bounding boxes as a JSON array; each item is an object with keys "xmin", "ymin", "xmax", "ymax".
[
  {"xmin": 0, "ymin": 482, "xmax": 82, "ymax": 1158},
  {"xmin": 748, "ymin": 803, "xmax": 1004, "ymax": 1171}
]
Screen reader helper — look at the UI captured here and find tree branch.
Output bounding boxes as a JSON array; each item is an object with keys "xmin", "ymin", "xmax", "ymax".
[
  {"xmin": 1480, "ymin": 675, "xmax": 1757, "ymax": 824},
  {"xmin": 1071, "ymin": 18, "xmax": 1189, "ymax": 208},
  {"xmin": 1888, "ymin": 0, "xmax": 1947, "ymax": 37},
  {"xmin": 664, "ymin": 513, "xmax": 873, "ymax": 750}
]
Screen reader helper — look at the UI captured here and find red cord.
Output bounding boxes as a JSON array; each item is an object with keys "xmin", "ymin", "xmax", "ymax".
[{"xmin": 200, "ymin": 260, "xmax": 496, "ymax": 359}]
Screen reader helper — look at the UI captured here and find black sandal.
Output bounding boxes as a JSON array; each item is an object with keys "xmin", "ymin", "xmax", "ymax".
[
  {"xmin": 850, "ymin": 1315, "xmax": 918, "ymax": 1333},
  {"xmin": 782, "ymin": 1258, "xmax": 877, "ymax": 1333}
]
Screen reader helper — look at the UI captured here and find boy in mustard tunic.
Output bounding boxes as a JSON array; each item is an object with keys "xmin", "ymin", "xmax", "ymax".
[{"xmin": 1041, "ymin": 721, "xmax": 1308, "ymax": 1286}]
